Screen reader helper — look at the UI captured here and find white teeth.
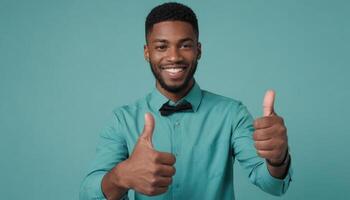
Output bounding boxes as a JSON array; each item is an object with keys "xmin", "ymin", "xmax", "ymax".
[{"xmin": 164, "ymin": 68, "xmax": 184, "ymax": 73}]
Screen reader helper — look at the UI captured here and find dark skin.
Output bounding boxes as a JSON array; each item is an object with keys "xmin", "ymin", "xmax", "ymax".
[
  {"xmin": 101, "ymin": 21, "xmax": 201, "ymax": 199},
  {"xmin": 101, "ymin": 21, "xmax": 289, "ymax": 200},
  {"xmin": 144, "ymin": 21, "xmax": 201, "ymax": 102},
  {"xmin": 254, "ymin": 90, "xmax": 290, "ymax": 178}
]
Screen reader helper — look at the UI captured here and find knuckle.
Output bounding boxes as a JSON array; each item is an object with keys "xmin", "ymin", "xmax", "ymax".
[
  {"xmin": 273, "ymin": 125, "xmax": 284, "ymax": 135},
  {"xmin": 152, "ymin": 165, "xmax": 161, "ymax": 174},
  {"xmin": 149, "ymin": 177, "xmax": 158, "ymax": 187},
  {"xmin": 280, "ymin": 126, "xmax": 287, "ymax": 133},
  {"xmin": 171, "ymin": 167, "xmax": 176, "ymax": 175},
  {"xmin": 149, "ymin": 163, "xmax": 158, "ymax": 174},
  {"xmin": 253, "ymin": 121, "xmax": 258, "ymax": 128},
  {"xmin": 264, "ymin": 116, "xmax": 272, "ymax": 123},
  {"xmin": 253, "ymin": 119, "xmax": 260, "ymax": 128},
  {"xmin": 279, "ymin": 117, "xmax": 285, "ymax": 124},
  {"xmin": 171, "ymin": 154, "xmax": 176, "ymax": 163},
  {"xmin": 150, "ymin": 151, "xmax": 159, "ymax": 162},
  {"xmin": 253, "ymin": 131, "xmax": 258, "ymax": 140}
]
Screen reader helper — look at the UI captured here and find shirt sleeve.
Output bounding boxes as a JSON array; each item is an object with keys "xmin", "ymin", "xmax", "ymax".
[
  {"xmin": 231, "ymin": 102, "xmax": 293, "ymax": 196},
  {"xmin": 79, "ymin": 110, "xmax": 129, "ymax": 200}
]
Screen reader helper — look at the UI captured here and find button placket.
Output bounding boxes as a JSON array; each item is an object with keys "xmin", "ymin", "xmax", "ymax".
[
  {"xmin": 173, "ymin": 120, "xmax": 181, "ymax": 157},
  {"xmin": 172, "ymin": 118, "xmax": 182, "ymax": 194}
]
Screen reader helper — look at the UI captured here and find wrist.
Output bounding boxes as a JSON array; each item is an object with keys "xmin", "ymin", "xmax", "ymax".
[
  {"xmin": 113, "ymin": 160, "xmax": 132, "ymax": 190},
  {"xmin": 267, "ymin": 148, "xmax": 290, "ymax": 167},
  {"xmin": 101, "ymin": 162, "xmax": 130, "ymax": 200}
]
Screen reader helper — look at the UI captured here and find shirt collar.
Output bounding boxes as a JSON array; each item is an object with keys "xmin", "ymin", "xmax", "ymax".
[{"xmin": 148, "ymin": 81, "xmax": 203, "ymax": 113}]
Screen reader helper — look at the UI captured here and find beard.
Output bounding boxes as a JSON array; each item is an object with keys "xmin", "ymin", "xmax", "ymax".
[{"xmin": 149, "ymin": 60, "xmax": 198, "ymax": 93}]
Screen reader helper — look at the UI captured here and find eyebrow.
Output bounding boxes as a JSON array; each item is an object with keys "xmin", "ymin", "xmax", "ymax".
[{"xmin": 151, "ymin": 38, "xmax": 195, "ymax": 43}]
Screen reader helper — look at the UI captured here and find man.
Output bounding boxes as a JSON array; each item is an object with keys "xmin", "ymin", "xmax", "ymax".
[{"xmin": 80, "ymin": 2, "xmax": 292, "ymax": 200}]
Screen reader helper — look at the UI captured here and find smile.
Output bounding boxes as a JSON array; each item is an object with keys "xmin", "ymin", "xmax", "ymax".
[
  {"xmin": 161, "ymin": 66, "xmax": 187, "ymax": 79},
  {"xmin": 164, "ymin": 68, "xmax": 185, "ymax": 73}
]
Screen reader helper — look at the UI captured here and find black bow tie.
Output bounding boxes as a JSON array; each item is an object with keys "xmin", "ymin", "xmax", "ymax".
[{"xmin": 159, "ymin": 101, "xmax": 193, "ymax": 116}]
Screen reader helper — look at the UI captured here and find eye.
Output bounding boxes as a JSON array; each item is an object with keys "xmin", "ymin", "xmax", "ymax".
[
  {"xmin": 155, "ymin": 45, "xmax": 167, "ymax": 51},
  {"xmin": 181, "ymin": 43, "xmax": 193, "ymax": 49}
]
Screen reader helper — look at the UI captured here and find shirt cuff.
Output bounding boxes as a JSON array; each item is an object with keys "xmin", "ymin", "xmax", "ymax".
[
  {"xmin": 260, "ymin": 159, "xmax": 293, "ymax": 196},
  {"xmin": 80, "ymin": 171, "xmax": 130, "ymax": 200},
  {"xmin": 82, "ymin": 171, "xmax": 106, "ymax": 200}
]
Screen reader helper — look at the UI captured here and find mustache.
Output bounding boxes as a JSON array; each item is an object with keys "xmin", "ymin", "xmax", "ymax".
[{"xmin": 160, "ymin": 62, "xmax": 189, "ymax": 69}]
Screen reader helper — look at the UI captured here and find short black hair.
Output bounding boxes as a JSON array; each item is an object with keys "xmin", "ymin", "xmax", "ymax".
[{"xmin": 145, "ymin": 2, "xmax": 199, "ymax": 41}]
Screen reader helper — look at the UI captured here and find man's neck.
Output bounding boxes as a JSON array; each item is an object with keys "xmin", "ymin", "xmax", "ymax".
[{"xmin": 156, "ymin": 80, "xmax": 194, "ymax": 103}]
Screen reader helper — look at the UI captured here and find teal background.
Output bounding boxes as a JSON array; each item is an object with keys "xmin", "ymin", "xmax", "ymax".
[{"xmin": 1, "ymin": 0, "xmax": 349, "ymax": 199}]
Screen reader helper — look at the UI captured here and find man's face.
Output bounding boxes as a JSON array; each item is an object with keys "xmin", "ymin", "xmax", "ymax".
[{"xmin": 144, "ymin": 21, "xmax": 201, "ymax": 93}]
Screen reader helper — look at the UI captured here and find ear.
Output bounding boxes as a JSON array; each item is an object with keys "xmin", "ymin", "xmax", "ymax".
[
  {"xmin": 197, "ymin": 42, "xmax": 202, "ymax": 60},
  {"xmin": 144, "ymin": 44, "xmax": 150, "ymax": 62}
]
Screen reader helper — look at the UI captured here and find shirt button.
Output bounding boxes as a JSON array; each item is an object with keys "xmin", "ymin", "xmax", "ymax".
[{"xmin": 175, "ymin": 121, "xmax": 180, "ymax": 127}]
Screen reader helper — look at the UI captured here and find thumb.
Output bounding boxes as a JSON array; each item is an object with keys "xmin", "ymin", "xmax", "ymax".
[
  {"xmin": 140, "ymin": 112, "xmax": 155, "ymax": 143},
  {"xmin": 263, "ymin": 90, "xmax": 275, "ymax": 116}
]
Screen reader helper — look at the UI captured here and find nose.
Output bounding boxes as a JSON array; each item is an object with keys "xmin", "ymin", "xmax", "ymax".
[{"xmin": 166, "ymin": 47, "xmax": 184, "ymax": 63}]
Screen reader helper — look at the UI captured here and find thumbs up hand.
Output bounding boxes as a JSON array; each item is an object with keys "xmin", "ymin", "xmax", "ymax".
[
  {"xmin": 118, "ymin": 113, "xmax": 176, "ymax": 196},
  {"xmin": 253, "ymin": 90, "xmax": 288, "ymax": 166}
]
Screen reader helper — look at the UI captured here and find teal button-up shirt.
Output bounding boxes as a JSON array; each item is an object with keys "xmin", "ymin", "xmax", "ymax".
[{"xmin": 80, "ymin": 82, "xmax": 292, "ymax": 200}]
